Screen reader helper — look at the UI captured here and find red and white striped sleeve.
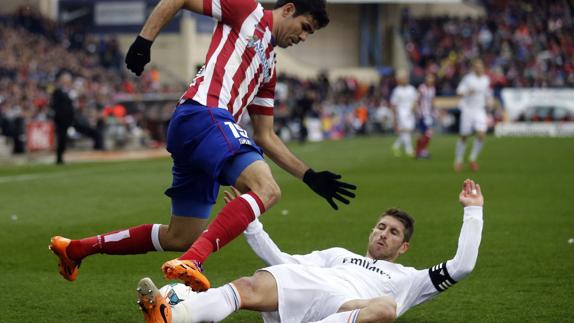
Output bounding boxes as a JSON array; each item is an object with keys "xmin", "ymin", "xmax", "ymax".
[
  {"xmin": 203, "ymin": 0, "xmax": 258, "ymax": 28},
  {"xmin": 247, "ymin": 67, "xmax": 276, "ymax": 116}
]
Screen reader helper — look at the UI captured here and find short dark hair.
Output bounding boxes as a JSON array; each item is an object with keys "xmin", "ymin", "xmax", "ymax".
[
  {"xmin": 380, "ymin": 208, "xmax": 415, "ymax": 242},
  {"xmin": 274, "ymin": 0, "xmax": 330, "ymax": 29}
]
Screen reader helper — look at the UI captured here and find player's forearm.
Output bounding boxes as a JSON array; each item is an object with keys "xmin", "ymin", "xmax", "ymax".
[
  {"xmin": 446, "ymin": 206, "xmax": 483, "ymax": 281},
  {"xmin": 140, "ymin": 0, "xmax": 202, "ymax": 41},
  {"xmin": 255, "ymin": 131, "xmax": 309, "ymax": 180}
]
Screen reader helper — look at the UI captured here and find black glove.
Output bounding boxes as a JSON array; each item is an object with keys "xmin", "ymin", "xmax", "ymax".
[
  {"xmin": 303, "ymin": 169, "xmax": 357, "ymax": 210},
  {"xmin": 125, "ymin": 35, "xmax": 153, "ymax": 76}
]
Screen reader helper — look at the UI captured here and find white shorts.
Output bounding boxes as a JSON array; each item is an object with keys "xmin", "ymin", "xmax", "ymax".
[
  {"xmin": 459, "ymin": 111, "xmax": 487, "ymax": 135},
  {"xmin": 259, "ymin": 264, "xmax": 358, "ymax": 323},
  {"xmin": 397, "ymin": 113, "xmax": 415, "ymax": 131}
]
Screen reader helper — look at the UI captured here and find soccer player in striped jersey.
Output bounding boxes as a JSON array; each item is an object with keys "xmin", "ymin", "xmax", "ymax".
[
  {"xmin": 415, "ymin": 74, "xmax": 436, "ymax": 159},
  {"xmin": 137, "ymin": 179, "xmax": 483, "ymax": 323},
  {"xmin": 49, "ymin": 0, "xmax": 356, "ymax": 291}
]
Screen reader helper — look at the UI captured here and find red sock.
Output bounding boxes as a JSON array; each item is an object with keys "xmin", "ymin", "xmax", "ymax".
[
  {"xmin": 67, "ymin": 224, "xmax": 159, "ymax": 261},
  {"xmin": 416, "ymin": 135, "xmax": 431, "ymax": 155},
  {"xmin": 416, "ymin": 136, "xmax": 424, "ymax": 155},
  {"xmin": 179, "ymin": 192, "xmax": 265, "ymax": 263},
  {"xmin": 421, "ymin": 134, "xmax": 431, "ymax": 151}
]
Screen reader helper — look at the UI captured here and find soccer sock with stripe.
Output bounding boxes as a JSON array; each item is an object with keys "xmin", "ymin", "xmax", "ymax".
[
  {"xmin": 67, "ymin": 224, "xmax": 163, "ymax": 261},
  {"xmin": 309, "ymin": 309, "xmax": 361, "ymax": 323},
  {"xmin": 179, "ymin": 192, "xmax": 265, "ymax": 263},
  {"xmin": 171, "ymin": 283, "xmax": 241, "ymax": 323}
]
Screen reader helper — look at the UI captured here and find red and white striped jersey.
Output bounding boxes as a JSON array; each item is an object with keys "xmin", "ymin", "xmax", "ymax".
[
  {"xmin": 180, "ymin": 0, "xmax": 277, "ymax": 122},
  {"xmin": 417, "ymin": 84, "xmax": 435, "ymax": 118}
]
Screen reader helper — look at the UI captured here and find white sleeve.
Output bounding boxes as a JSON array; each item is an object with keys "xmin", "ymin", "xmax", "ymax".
[
  {"xmin": 445, "ymin": 206, "xmax": 483, "ymax": 281},
  {"xmin": 243, "ymin": 219, "xmax": 339, "ymax": 267},
  {"xmin": 398, "ymin": 206, "xmax": 484, "ymax": 316}
]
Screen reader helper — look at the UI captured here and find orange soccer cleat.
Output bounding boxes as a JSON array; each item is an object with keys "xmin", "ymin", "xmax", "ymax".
[
  {"xmin": 137, "ymin": 277, "xmax": 172, "ymax": 323},
  {"xmin": 162, "ymin": 259, "xmax": 210, "ymax": 292},
  {"xmin": 49, "ymin": 236, "xmax": 81, "ymax": 281}
]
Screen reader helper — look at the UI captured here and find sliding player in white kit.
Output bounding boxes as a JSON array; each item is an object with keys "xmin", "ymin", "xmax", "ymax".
[
  {"xmin": 136, "ymin": 179, "xmax": 484, "ymax": 323},
  {"xmin": 454, "ymin": 59, "xmax": 493, "ymax": 172},
  {"xmin": 390, "ymin": 70, "xmax": 418, "ymax": 157}
]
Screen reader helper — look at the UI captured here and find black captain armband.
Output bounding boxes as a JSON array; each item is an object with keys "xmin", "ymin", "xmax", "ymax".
[{"xmin": 428, "ymin": 262, "xmax": 457, "ymax": 292}]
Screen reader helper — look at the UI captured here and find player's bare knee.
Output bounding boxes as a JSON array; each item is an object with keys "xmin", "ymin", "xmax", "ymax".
[
  {"xmin": 232, "ymin": 271, "xmax": 278, "ymax": 311},
  {"xmin": 231, "ymin": 276, "xmax": 260, "ymax": 305}
]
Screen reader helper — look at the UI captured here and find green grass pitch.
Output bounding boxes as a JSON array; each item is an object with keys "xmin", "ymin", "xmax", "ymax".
[{"xmin": 1, "ymin": 135, "xmax": 573, "ymax": 322}]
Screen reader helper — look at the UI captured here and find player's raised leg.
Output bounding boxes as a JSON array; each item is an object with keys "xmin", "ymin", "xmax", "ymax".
[
  {"xmin": 49, "ymin": 214, "xmax": 214, "ymax": 282},
  {"xmin": 49, "ymin": 223, "xmax": 169, "ymax": 281},
  {"xmin": 162, "ymin": 158, "xmax": 280, "ymax": 289}
]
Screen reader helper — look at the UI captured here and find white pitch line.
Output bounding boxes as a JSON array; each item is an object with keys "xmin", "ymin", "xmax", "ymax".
[
  {"xmin": 0, "ymin": 169, "xmax": 103, "ymax": 184},
  {"xmin": 0, "ymin": 173, "xmax": 67, "ymax": 184}
]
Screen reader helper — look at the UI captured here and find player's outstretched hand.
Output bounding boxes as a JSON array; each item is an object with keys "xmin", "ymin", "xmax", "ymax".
[
  {"xmin": 303, "ymin": 169, "xmax": 357, "ymax": 210},
  {"xmin": 125, "ymin": 35, "xmax": 153, "ymax": 76},
  {"xmin": 459, "ymin": 179, "xmax": 484, "ymax": 207}
]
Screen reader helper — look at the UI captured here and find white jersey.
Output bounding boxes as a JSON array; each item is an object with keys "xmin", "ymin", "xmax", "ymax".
[
  {"xmin": 391, "ymin": 85, "xmax": 418, "ymax": 118},
  {"xmin": 244, "ymin": 206, "xmax": 483, "ymax": 320},
  {"xmin": 456, "ymin": 73, "xmax": 491, "ymax": 114}
]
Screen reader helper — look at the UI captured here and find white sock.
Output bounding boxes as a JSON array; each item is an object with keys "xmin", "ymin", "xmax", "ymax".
[
  {"xmin": 310, "ymin": 310, "xmax": 361, "ymax": 323},
  {"xmin": 401, "ymin": 132, "xmax": 413, "ymax": 155},
  {"xmin": 469, "ymin": 138, "xmax": 484, "ymax": 162},
  {"xmin": 455, "ymin": 139, "xmax": 467, "ymax": 164},
  {"xmin": 151, "ymin": 224, "xmax": 164, "ymax": 251},
  {"xmin": 173, "ymin": 284, "xmax": 240, "ymax": 323}
]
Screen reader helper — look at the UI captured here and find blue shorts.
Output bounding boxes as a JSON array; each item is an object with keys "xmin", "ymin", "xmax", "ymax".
[
  {"xmin": 164, "ymin": 102, "xmax": 263, "ymax": 218},
  {"xmin": 417, "ymin": 116, "xmax": 433, "ymax": 133}
]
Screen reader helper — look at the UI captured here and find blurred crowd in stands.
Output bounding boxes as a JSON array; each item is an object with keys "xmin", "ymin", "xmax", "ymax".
[
  {"xmin": 0, "ymin": 7, "xmax": 182, "ymax": 155},
  {"xmin": 401, "ymin": 0, "xmax": 574, "ymax": 96},
  {"xmin": 271, "ymin": 73, "xmax": 412, "ymax": 143},
  {"xmin": 1, "ymin": 0, "xmax": 573, "ymax": 157}
]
